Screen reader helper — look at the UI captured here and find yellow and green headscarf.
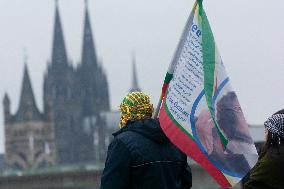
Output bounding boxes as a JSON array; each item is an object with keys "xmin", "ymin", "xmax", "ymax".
[{"xmin": 119, "ymin": 92, "xmax": 154, "ymax": 128}]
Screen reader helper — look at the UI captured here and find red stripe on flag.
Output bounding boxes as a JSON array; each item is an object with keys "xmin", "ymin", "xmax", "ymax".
[
  {"xmin": 159, "ymin": 103, "xmax": 232, "ymax": 188},
  {"xmin": 161, "ymin": 83, "xmax": 169, "ymax": 98}
]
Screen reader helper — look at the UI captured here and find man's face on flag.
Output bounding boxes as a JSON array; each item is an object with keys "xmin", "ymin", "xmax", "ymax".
[{"xmin": 217, "ymin": 92, "xmax": 252, "ymax": 144}]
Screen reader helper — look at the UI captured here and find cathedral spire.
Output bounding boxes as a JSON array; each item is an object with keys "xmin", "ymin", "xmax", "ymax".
[
  {"xmin": 81, "ymin": 0, "xmax": 97, "ymax": 66},
  {"xmin": 84, "ymin": 0, "xmax": 89, "ymax": 9},
  {"xmin": 51, "ymin": 0, "xmax": 68, "ymax": 68},
  {"xmin": 15, "ymin": 64, "xmax": 41, "ymax": 122},
  {"xmin": 3, "ymin": 92, "xmax": 11, "ymax": 123},
  {"xmin": 129, "ymin": 53, "xmax": 141, "ymax": 92},
  {"xmin": 21, "ymin": 64, "xmax": 36, "ymax": 106}
]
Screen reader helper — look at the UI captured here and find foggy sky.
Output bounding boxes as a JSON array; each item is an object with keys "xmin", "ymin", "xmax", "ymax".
[{"xmin": 1, "ymin": 0, "xmax": 284, "ymax": 153}]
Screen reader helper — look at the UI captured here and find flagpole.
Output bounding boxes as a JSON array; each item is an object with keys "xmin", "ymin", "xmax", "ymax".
[
  {"xmin": 153, "ymin": 96, "xmax": 163, "ymax": 118},
  {"xmin": 154, "ymin": 1, "xmax": 198, "ymax": 119}
]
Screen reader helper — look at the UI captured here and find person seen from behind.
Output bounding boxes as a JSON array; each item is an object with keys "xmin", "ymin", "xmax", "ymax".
[
  {"xmin": 244, "ymin": 109, "xmax": 284, "ymax": 189},
  {"xmin": 100, "ymin": 92, "xmax": 192, "ymax": 189}
]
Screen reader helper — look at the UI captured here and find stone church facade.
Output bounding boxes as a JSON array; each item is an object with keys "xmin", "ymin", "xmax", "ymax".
[
  {"xmin": 2, "ymin": 1, "xmax": 136, "ymax": 170},
  {"xmin": 3, "ymin": 65, "xmax": 56, "ymax": 169}
]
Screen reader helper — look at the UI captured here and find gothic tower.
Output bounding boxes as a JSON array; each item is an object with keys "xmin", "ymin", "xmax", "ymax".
[
  {"xmin": 16, "ymin": 65, "xmax": 42, "ymax": 122},
  {"xmin": 4, "ymin": 64, "xmax": 55, "ymax": 170},
  {"xmin": 4, "ymin": 0, "xmax": 113, "ymax": 168},
  {"xmin": 43, "ymin": 1, "xmax": 78, "ymax": 164},
  {"xmin": 78, "ymin": 0, "xmax": 110, "ymax": 116},
  {"xmin": 3, "ymin": 93, "xmax": 11, "ymax": 124},
  {"xmin": 74, "ymin": 0, "xmax": 110, "ymax": 163}
]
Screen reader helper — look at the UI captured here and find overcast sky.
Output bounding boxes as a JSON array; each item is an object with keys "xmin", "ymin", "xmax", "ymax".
[{"xmin": 1, "ymin": 0, "xmax": 284, "ymax": 153}]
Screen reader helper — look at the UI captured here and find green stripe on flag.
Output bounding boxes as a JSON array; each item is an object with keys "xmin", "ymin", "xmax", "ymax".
[
  {"xmin": 164, "ymin": 73, "xmax": 173, "ymax": 83},
  {"xmin": 198, "ymin": 1, "xmax": 228, "ymax": 147},
  {"xmin": 198, "ymin": 1, "xmax": 215, "ymax": 115}
]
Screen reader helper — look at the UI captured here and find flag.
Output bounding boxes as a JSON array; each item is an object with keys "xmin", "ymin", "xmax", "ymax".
[{"xmin": 157, "ymin": 1, "xmax": 258, "ymax": 187}]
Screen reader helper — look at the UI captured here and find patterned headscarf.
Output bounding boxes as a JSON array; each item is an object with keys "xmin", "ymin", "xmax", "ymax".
[
  {"xmin": 119, "ymin": 92, "xmax": 154, "ymax": 128},
  {"xmin": 264, "ymin": 114, "xmax": 284, "ymax": 138}
]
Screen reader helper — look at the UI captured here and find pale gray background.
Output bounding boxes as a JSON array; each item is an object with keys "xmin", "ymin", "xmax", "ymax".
[{"xmin": 1, "ymin": 0, "xmax": 284, "ymax": 153}]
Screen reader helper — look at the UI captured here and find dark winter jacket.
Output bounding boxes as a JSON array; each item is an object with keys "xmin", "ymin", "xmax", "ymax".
[
  {"xmin": 244, "ymin": 145, "xmax": 284, "ymax": 189},
  {"xmin": 100, "ymin": 119, "xmax": 192, "ymax": 189}
]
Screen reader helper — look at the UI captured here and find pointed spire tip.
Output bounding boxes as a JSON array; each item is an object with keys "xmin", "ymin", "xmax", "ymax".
[
  {"xmin": 129, "ymin": 53, "xmax": 140, "ymax": 92},
  {"xmin": 23, "ymin": 48, "xmax": 28, "ymax": 65},
  {"xmin": 85, "ymin": 0, "xmax": 89, "ymax": 9},
  {"xmin": 4, "ymin": 92, "xmax": 9, "ymax": 99}
]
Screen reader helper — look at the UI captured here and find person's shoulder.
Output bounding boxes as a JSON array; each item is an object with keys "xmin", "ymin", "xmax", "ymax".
[
  {"xmin": 115, "ymin": 130, "xmax": 133, "ymax": 139},
  {"xmin": 113, "ymin": 129, "xmax": 140, "ymax": 145}
]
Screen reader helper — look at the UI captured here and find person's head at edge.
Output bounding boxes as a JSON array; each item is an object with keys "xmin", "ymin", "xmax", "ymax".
[
  {"xmin": 119, "ymin": 91, "xmax": 154, "ymax": 128},
  {"xmin": 260, "ymin": 109, "xmax": 284, "ymax": 158}
]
